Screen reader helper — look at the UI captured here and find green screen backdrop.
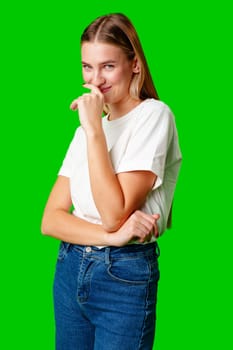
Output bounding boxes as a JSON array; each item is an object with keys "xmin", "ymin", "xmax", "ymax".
[{"xmin": 0, "ymin": 0, "xmax": 232, "ymax": 349}]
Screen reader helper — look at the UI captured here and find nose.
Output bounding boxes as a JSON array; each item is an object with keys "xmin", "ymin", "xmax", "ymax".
[{"xmin": 90, "ymin": 70, "xmax": 105, "ymax": 86}]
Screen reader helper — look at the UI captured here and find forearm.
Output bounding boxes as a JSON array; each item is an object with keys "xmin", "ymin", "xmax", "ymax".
[
  {"xmin": 72, "ymin": 88, "xmax": 155, "ymax": 232},
  {"xmin": 41, "ymin": 207, "xmax": 160, "ymax": 247},
  {"xmin": 41, "ymin": 209, "xmax": 110, "ymax": 246},
  {"xmin": 87, "ymin": 130, "xmax": 128, "ymax": 231}
]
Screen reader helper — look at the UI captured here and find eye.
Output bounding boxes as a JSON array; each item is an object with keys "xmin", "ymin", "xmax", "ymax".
[
  {"xmin": 82, "ymin": 64, "xmax": 92, "ymax": 72},
  {"xmin": 104, "ymin": 64, "xmax": 114, "ymax": 71}
]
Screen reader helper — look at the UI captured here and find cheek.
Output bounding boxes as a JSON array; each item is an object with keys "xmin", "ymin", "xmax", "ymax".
[
  {"xmin": 108, "ymin": 71, "xmax": 121, "ymax": 84},
  {"xmin": 82, "ymin": 71, "xmax": 91, "ymax": 82},
  {"xmin": 111, "ymin": 70, "xmax": 131, "ymax": 85}
]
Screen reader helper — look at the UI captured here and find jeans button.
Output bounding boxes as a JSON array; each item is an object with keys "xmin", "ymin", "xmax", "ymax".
[{"xmin": 85, "ymin": 246, "xmax": 92, "ymax": 253}]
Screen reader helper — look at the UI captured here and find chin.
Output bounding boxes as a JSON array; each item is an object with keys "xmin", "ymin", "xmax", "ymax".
[{"xmin": 103, "ymin": 96, "xmax": 112, "ymax": 104}]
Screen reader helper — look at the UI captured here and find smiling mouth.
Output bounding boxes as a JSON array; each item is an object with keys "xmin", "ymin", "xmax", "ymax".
[{"xmin": 100, "ymin": 86, "xmax": 111, "ymax": 94}]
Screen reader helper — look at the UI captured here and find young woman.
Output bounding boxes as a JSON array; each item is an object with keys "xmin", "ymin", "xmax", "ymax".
[{"xmin": 41, "ymin": 13, "xmax": 182, "ymax": 350}]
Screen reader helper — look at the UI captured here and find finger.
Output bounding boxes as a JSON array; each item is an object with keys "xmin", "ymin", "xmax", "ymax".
[
  {"xmin": 131, "ymin": 217, "xmax": 153, "ymax": 235},
  {"xmin": 140, "ymin": 220, "xmax": 154, "ymax": 234},
  {"xmin": 134, "ymin": 211, "xmax": 157, "ymax": 230},
  {"xmin": 152, "ymin": 213, "xmax": 160, "ymax": 237},
  {"xmin": 153, "ymin": 223, "xmax": 159, "ymax": 238},
  {"xmin": 134, "ymin": 210, "xmax": 155, "ymax": 223},
  {"xmin": 152, "ymin": 213, "xmax": 160, "ymax": 220},
  {"xmin": 70, "ymin": 94, "xmax": 90, "ymax": 111},
  {"xmin": 70, "ymin": 99, "xmax": 79, "ymax": 111},
  {"xmin": 133, "ymin": 221, "xmax": 154, "ymax": 244},
  {"xmin": 83, "ymin": 83, "xmax": 102, "ymax": 95},
  {"xmin": 138, "ymin": 232, "xmax": 152, "ymax": 244},
  {"xmin": 135, "ymin": 221, "xmax": 151, "ymax": 234},
  {"xmin": 137, "ymin": 214, "xmax": 158, "ymax": 239}
]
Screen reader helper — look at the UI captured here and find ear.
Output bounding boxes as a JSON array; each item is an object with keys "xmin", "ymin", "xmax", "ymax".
[{"xmin": 132, "ymin": 57, "xmax": 140, "ymax": 73}]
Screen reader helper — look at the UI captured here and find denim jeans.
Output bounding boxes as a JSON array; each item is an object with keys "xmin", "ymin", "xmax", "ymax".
[{"xmin": 53, "ymin": 242, "xmax": 160, "ymax": 350}]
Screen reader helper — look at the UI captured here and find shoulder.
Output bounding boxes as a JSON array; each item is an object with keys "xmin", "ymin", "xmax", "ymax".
[
  {"xmin": 137, "ymin": 99, "xmax": 175, "ymax": 128},
  {"xmin": 142, "ymin": 99, "xmax": 173, "ymax": 117}
]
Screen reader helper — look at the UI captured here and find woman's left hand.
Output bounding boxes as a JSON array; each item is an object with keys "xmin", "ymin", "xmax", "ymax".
[
  {"xmin": 106, "ymin": 211, "xmax": 160, "ymax": 247},
  {"xmin": 70, "ymin": 84, "xmax": 104, "ymax": 134}
]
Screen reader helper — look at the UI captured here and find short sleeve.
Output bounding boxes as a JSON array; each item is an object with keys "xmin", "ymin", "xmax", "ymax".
[
  {"xmin": 58, "ymin": 128, "xmax": 80, "ymax": 178},
  {"xmin": 116, "ymin": 104, "xmax": 174, "ymax": 190}
]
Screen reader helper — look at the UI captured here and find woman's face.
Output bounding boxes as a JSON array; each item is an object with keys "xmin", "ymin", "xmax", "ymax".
[{"xmin": 81, "ymin": 42, "xmax": 137, "ymax": 106}]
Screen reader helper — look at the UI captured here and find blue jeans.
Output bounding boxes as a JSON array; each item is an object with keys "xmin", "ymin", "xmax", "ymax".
[{"xmin": 53, "ymin": 242, "xmax": 160, "ymax": 350}]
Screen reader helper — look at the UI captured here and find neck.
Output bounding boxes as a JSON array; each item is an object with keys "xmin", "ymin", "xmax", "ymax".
[{"xmin": 106, "ymin": 97, "xmax": 142, "ymax": 120}]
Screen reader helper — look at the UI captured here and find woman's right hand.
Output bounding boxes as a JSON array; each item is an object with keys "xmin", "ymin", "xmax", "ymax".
[{"xmin": 107, "ymin": 210, "xmax": 160, "ymax": 247}]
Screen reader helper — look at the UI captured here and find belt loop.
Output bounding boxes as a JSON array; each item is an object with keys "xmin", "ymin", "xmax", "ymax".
[
  {"xmin": 64, "ymin": 242, "xmax": 71, "ymax": 253},
  {"xmin": 105, "ymin": 247, "xmax": 110, "ymax": 265}
]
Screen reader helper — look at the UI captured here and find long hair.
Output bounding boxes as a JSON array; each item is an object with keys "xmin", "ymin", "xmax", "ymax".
[{"xmin": 81, "ymin": 13, "xmax": 159, "ymax": 101}]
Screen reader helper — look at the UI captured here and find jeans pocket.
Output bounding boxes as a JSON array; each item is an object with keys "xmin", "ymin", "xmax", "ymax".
[
  {"xmin": 107, "ymin": 257, "xmax": 151, "ymax": 285},
  {"xmin": 57, "ymin": 242, "xmax": 70, "ymax": 262}
]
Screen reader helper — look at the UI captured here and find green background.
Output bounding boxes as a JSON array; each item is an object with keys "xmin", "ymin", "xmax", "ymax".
[{"xmin": 0, "ymin": 0, "xmax": 232, "ymax": 348}]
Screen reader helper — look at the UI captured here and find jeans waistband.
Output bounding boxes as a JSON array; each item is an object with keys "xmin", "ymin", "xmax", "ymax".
[{"xmin": 62, "ymin": 242, "xmax": 160, "ymax": 263}]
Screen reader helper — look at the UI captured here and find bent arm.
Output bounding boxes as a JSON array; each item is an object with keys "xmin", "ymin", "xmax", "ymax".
[
  {"xmin": 41, "ymin": 176, "xmax": 159, "ymax": 246},
  {"xmin": 41, "ymin": 176, "xmax": 110, "ymax": 246},
  {"xmin": 71, "ymin": 86, "xmax": 157, "ymax": 233},
  {"xmin": 86, "ymin": 130, "xmax": 156, "ymax": 232}
]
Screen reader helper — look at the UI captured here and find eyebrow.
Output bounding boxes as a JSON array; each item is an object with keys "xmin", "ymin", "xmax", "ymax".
[{"xmin": 81, "ymin": 60, "xmax": 117, "ymax": 66}]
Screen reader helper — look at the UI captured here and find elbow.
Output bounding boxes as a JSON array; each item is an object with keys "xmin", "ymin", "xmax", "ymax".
[
  {"xmin": 41, "ymin": 222, "xmax": 48, "ymax": 236},
  {"xmin": 101, "ymin": 208, "xmax": 132, "ymax": 232},
  {"xmin": 41, "ymin": 214, "xmax": 52, "ymax": 236},
  {"xmin": 102, "ymin": 216, "xmax": 125, "ymax": 233}
]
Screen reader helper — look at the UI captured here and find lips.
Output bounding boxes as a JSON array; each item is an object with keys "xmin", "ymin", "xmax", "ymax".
[{"xmin": 100, "ymin": 86, "xmax": 111, "ymax": 94}]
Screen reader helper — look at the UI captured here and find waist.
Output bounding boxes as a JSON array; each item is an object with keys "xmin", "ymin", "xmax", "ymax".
[{"xmin": 61, "ymin": 241, "xmax": 160, "ymax": 260}]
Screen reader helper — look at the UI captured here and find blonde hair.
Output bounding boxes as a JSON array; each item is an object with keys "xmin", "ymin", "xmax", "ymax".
[{"xmin": 81, "ymin": 13, "xmax": 159, "ymax": 101}]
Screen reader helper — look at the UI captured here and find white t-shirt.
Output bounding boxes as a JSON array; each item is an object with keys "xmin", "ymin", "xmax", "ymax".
[{"xmin": 58, "ymin": 98, "xmax": 182, "ymax": 239}]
